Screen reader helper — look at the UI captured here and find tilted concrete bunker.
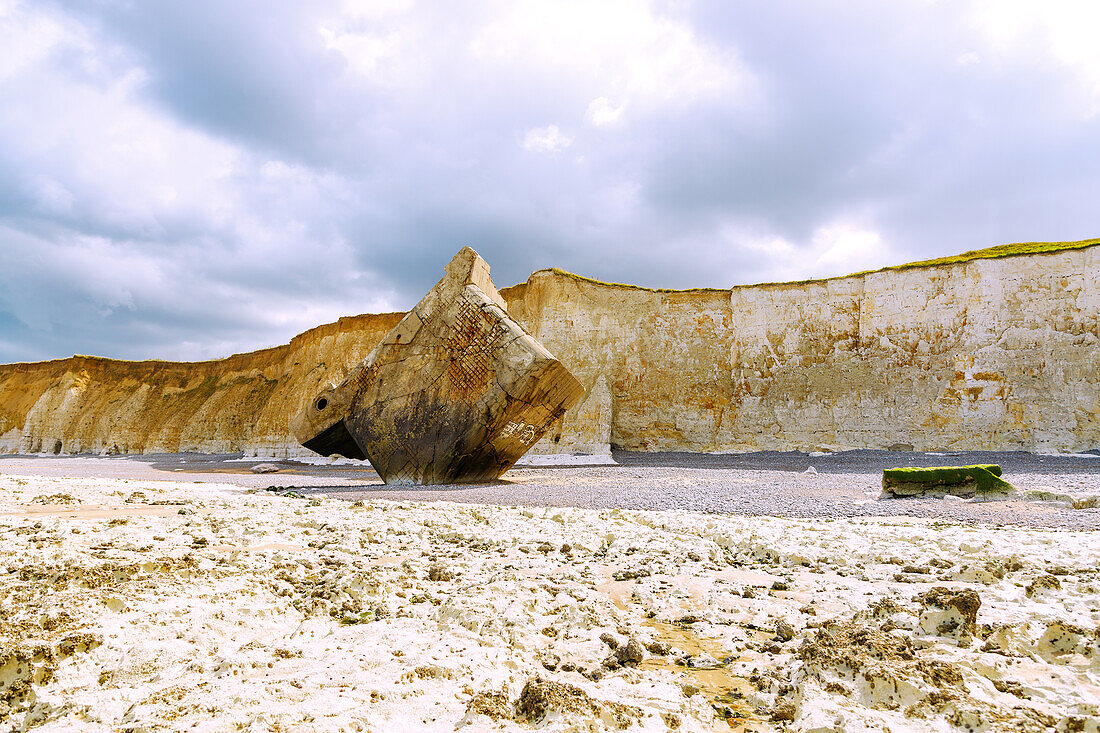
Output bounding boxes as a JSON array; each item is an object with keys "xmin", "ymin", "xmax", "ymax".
[{"xmin": 290, "ymin": 247, "xmax": 585, "ymax": 484}]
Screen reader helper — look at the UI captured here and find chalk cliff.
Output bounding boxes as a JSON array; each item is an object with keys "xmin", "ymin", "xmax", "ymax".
[{"xmin": 2, "ymin": 241, "xmax": 1097, "ymax": 456}]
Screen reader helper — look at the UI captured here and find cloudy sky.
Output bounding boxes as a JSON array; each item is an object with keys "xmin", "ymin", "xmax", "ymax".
[{"xmin": 2, "ymin": 1, "xmax": 1098, "ymax": 363}]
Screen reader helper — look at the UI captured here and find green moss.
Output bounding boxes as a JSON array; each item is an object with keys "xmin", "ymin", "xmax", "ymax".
[
  {"xmin": 882, "ymin": 465, "xmax": 1015, "ymax": 496},
  {"xmin": 885, "ymin": 237, "xmax": 1100, "ymax": 271},
  {"xmin": 538, "ymin": 268, "xmax": 728, "ymax": 294},
  {"xmin": 530, "ymin": 237, "xmax": 1100, "ymax": 293}
]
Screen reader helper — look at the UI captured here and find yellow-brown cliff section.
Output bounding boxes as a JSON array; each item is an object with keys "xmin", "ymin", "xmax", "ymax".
[{"xmin": 2, "ymin": 239, "xmax": 1098, "ymax": 456}]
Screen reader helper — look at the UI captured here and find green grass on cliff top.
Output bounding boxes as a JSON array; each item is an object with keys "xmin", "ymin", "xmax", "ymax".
[{"xmin": 533, "ymin": 236, "xmax": 1100, "ymax": 293}]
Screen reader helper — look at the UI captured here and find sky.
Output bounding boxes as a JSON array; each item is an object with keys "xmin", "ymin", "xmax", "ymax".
[{"xmin": 2, "ymin": 0, "xmax": 1099, "ymax": 363}]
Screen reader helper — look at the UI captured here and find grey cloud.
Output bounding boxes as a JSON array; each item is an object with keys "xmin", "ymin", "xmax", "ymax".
[{"xmin": 2, "ymin": 1, "xmax": 1098, "ymax": 363}]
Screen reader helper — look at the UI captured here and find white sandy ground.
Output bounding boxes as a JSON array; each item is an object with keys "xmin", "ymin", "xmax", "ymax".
[{"xmin": 0, "ymin": 469, "xmax": 1097, "ymax": 733}]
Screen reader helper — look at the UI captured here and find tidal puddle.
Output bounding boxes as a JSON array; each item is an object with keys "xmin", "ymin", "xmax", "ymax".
[{"xmin": 596, "ymin": 565, "xmax": 764, "ymax": 730}]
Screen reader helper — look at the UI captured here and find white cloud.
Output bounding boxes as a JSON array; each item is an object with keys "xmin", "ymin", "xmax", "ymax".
[
  {"xmin": 586, "ymin": 97, "xmax": 624, "ymax": 126},
  {"xmin": 3, "ymin": 1, "xmax": 1100, "ymax": 362},
  {"xmin": 0, "ymin": 1, "xmax": 72, "ymax": 80},
  {"xmin": 522, "ymin": 124, "xmax": 573, "ymax": 153},
  {"xmin": 470, "ymin": 0, "xmax": 746, "ymax": 111},
  {"xmin": 969, "ymin": 1, "xmax": 1100, "ymax": 114},
  {"xmin": 710, "ymin": 218, "xmax": 895, "ymax": 286},
  {"xmin": 318, "ymin": 24, "xmax": 402, "ymax": 80},
  {"xmin": 808, "ymin": 220, "xmax": 892, "ymax": 278}
]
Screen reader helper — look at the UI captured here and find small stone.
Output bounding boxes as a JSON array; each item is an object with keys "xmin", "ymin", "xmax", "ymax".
[
  {"xmin": 613, "ymin": 567, "xmax": 650, "ymax": 581},
  {"xmin": 599, "ymin": 632, "xmax": 619, "ymax": 649},
  {"xmin": 1025, "ymin": 574, "xmax": 1061, "ymax": 597},
  {"xmin": 771, "ymin": 580, "xmax": 790, "ymax": 591},
  {"xmin": 464, "ymin": 690, "xmax": 511, "ymax": 721},
  {"xmin": 427, "ymin": 563, "xmax": 455, "ymax": 582},
  {"xmin": 771, "ymin": 701, "xmax": 798, "ymax": 722},
  {"xmin": 645, "ymin": 640, "xmax": 671, "ymax": 655},
  {"xmin": 559, "ymin": 543, "xmax": 572, "ymax": 554},
  {"xmin": 614, "ymin": 639, "xmax": 645, "ymax": 666},
  {"xmin": 250, "ymin": 463, "xmax": 280, "ymax": 474},
  {"xmin": 917, "ymin": 587, "xmax": 981, "ymax": 636},
  {"xmin": 774, "ymin": 620, "xmax": 796, "ymax": 642},
  {"xmin": 688, "ymin": 653, "xmax": 718, "ymax": 668}
]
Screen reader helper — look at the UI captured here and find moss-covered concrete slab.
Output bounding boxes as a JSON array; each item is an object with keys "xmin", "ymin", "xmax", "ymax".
[{"xmin": 882, "ymin": 465, "xmax": 1016, "ymax": 498}]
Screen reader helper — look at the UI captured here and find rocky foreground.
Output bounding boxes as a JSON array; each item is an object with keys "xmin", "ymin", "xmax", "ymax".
[{"xmin": 0, "ymin": 471, "xmax": 1097, "ymax": 732}]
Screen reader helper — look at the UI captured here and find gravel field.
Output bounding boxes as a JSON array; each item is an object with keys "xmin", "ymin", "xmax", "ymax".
[{"xmin": 3, "ymin": 450, "xmax": 1099, "ymax": 530}]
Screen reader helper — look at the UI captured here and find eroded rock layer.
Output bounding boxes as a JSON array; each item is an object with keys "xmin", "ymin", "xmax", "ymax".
[{"xmin": 1, "ymin": 242, "xmax": 1098, "ymax": 456}]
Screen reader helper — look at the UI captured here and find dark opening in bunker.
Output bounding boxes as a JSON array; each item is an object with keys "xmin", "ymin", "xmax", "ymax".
[{"xmin": 316, "ymin": 397, "xmax": 328, "ymax": 411}]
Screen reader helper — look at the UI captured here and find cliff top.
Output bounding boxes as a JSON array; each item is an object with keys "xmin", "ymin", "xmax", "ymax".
[
  {"xmin": 528, "ymin": 236, "xmax": 1100, "ymax": 294},
  {"xmin": 4, "ymin": 236, "xmax": 1096, "ymax": 369}
]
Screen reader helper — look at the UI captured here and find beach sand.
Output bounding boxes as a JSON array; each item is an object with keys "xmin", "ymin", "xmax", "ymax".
[{"xmin": 0, "ymin": 457, "xmax": 1097, "ymax": 731}]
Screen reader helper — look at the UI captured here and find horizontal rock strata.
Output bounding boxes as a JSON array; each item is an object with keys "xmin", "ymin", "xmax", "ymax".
[{"xmin": 1, "ymin": 242, "xmax": 1098, "ymax": 457}]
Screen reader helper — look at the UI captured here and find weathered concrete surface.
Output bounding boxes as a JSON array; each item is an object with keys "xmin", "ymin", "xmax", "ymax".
[
  {"xmin": 1, "ymin": 243, "xmax": 1098, "ymax": 456},
  {"xmin": 290, "ymin": 248, "xmax": 585, "ymax": 484}
]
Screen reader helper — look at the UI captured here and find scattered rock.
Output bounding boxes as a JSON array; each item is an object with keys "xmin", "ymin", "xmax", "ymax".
[
  {"xmin": 775, "ymin": 619, "xmax": 796, "ymax": 642},
  {"xmin": 992, "ymin": 680, "xmax": 1029, "ymax": 699},
  {"xmin": 514, "ymin": 678, "xmax": 640, "ymax": 727},
  {"xmin": 30, "ymin": 493, "xmax": 79, "ymax": 505},
  {"xmin": 612, "ymin": 567, "xmax": 650, "ymax": 581},
  {"xmin": 250, "ymin": 463, "xmax": 281, "ymax": 474},
  {"xmin": 916, "ymin": 587, "xmax": 981, "ymax": 637},
  {"xmin": 427, "ymin": 563, "xmax": 455, "ymax": 582},
  {"xmin": 1025, "ymin": 574, "xmax": 1061, "ymax": 597},
  {"xmin": 771, "ymin": 700, "xmax": 798, "ymax": 722},
  {"xmin": 464, "ymin": 690, "xmax": 511, "ymax": 720},
  {"xmin": 685, "ymin": 653, "xmax": 719, "ymax": 668},
  {"xmin": 614, "ymin": 639, "xmax": 645, "ymax": 667}
]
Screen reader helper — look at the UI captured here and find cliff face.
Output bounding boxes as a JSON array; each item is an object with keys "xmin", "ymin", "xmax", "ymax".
[
  {"xmin": 2, "ymin": 245, "xmax": 1098, "ymax": 456},
  {"xmin": 0, "ymin": 313, "xmax": 402, "ymax": 457}
]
